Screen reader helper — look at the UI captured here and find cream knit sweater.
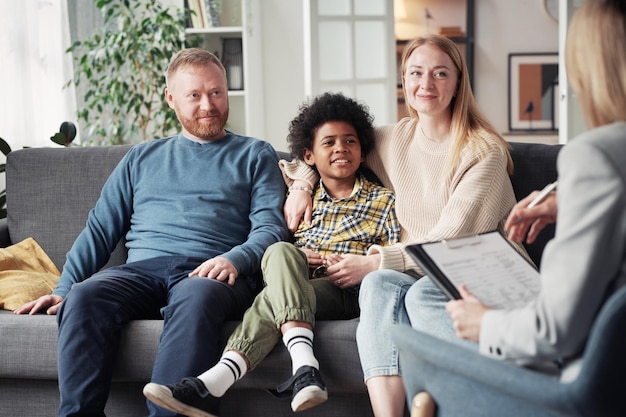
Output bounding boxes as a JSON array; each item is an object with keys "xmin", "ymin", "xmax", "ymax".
[{"xmin": 281, "ymin": 117, "xmax": 523, "ymax": 276}]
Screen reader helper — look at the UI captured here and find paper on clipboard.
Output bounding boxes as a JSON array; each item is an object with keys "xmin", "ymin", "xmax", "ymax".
[{"xmin": 406, "ymin": 231, "xmax": 541, "ymax": 309}]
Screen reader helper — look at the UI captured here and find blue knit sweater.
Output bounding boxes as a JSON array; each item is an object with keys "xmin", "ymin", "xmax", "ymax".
[{"xmin": 53, "ymin": 133, "xmax": 288, "ymax": 297}]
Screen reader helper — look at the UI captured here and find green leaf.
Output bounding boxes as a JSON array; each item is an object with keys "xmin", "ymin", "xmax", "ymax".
[
  {"xmin": 60, "ymin": 122, "xmax": 77, "ymax": 142},
  {"xmin": 50, "ymin": 132, "xmax": 67, "ymax": 146},
  {"xmin": 0, "ymin": 137, "xmax": 11, "ymax": 156}
]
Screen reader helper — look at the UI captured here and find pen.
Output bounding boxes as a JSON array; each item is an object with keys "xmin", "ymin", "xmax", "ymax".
[{"xmin": 527, "ymin": 181, "xmax": 558, "ymax": 208}]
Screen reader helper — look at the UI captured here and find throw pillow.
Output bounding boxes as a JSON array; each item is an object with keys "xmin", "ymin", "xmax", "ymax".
[{"xmin": 0, "ymin": 237, "xmax": 61, "ymax": 311}]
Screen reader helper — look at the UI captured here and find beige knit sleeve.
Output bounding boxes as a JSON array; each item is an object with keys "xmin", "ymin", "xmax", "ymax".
[
  {"xmin": 278, "ymin": 159, "xmax": 318, "ymax": 188},
  {"xmin": 367, "ymin": 243, "xmax": 425, "ymax": 277}
]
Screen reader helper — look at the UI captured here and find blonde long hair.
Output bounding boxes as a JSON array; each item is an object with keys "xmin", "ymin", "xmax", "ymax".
[
  {"xmin": 565, "ymin": 0, "xmax": 626, "ymax": 128},
  {"xmin": 400, "ymin": 35, "xmax": 513, "ymax": 175}
]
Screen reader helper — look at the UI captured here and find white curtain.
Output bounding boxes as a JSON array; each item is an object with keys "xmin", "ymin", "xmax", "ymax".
[{"xmin": 0, "ymin": 0, "xmax": 77, "ymax": 151}]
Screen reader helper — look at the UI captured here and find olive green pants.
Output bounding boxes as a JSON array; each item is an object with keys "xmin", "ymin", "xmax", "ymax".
[{"xmin": 225, "ymin": 241, "xmax": 359, "ymax": 369}]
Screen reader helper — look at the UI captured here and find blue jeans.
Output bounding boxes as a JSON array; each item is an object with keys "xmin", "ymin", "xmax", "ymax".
[
  {"xmin": 56, "ymin": 256, "xmax": 255, "ymax": 417},
  {"xmin": 357, "ymin": 271, "xmax": 474, "ymax": 381},
  {"xmin": 405, "ymin": 276, "xmax": 475, "ymax": 346}
]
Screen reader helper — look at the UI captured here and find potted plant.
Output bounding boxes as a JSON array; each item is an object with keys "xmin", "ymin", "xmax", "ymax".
[
  {"xmin": 66, "ymin": 0, "xmax": 200, "ymax": 145},
  {"xmin": 50, "ymin": 122, "xmax": 78, "ymax": 147}
]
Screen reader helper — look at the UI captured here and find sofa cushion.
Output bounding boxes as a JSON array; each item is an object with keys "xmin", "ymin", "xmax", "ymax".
[
  {"xmin": 6, "ymin": 146, "xmax": 133, "ymax": 270},
  {"xmin": 0, "ymin": 310, "xmax": 366, "ymax": 393}
]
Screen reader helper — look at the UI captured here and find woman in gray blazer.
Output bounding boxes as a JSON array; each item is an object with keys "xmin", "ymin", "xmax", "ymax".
[{"xmin": 434, "ymin": 0, "xmax": 626, "ymax": 383}]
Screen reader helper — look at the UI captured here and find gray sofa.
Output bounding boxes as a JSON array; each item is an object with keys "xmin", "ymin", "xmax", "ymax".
[{"xmin": 0, "ymin": 141, "xmax": 561, "ymax": 417}]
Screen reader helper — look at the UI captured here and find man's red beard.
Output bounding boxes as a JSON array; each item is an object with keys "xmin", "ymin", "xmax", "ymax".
[{"xmin": 178, "ymin": 109, "xmax": 229, "ymax": 139}]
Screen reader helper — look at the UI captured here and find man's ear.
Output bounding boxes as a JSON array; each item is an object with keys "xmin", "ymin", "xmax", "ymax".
[
  {"xmin": 303, "ymin": 148, "xmax": 315, "ymax": 166},
  {"xmin": 164, "ymin": 88, "xmax": 175, "ymax": 109}
]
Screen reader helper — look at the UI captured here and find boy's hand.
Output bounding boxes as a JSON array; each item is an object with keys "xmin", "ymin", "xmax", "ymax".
[{"xmin": 300, "ymin": 248, "xmax": 325, "ymax": 268}]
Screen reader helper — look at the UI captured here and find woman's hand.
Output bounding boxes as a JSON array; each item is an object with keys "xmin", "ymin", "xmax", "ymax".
[
  {"xmin": 326, "ymin": 253, "xmax": 381, "ymax": 289},
  {"xmin": 446, "ymin": 285, "xmax": 488, "ymax": 342},
  {"xmin": 505, "ymin": 190, "xmax": 557, "ymax": 244},
  {"xmin": 284, "ymin": 181, "xmax": 313, "ymax": 232},
  {"xmin": 13, "ymin": 294, "xmax": 64, "ymax": 315}
]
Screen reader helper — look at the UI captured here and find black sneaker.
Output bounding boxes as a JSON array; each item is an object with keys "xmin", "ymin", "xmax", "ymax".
[
  {"xmin": 143, "ymin": 377, "xmax": 219, "ymax": 417},
  {"xmin": 276, "ymin": 366, "xmax": 328, "ymax": 412}
]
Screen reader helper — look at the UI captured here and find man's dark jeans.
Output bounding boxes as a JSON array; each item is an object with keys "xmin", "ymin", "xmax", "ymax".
[{"xmin": 56, "ymin": 256, "xmax": 255, "ymax": 417}]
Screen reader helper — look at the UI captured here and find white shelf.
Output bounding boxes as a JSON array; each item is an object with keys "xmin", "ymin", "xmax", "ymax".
[
  {"xmin": 228, "ymin": 90, "xmax": 245, "ymax": 97},
  {"xmin": 185, "ymin": 27, "xmax": 243, "ymax": 35}
]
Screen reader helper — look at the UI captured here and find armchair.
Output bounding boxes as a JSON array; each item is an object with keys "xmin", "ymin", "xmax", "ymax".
[{"xmin": 392, "ymin": 283, "xmax": 626, "ymax": 417}]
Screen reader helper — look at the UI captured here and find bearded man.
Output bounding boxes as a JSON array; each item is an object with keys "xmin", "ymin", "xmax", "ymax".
[{"xmin": 14, "ymin": 48, "xmax": 288, "ymax": 417}]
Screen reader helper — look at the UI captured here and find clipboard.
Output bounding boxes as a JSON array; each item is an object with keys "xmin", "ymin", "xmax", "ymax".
[{"xmin": 406, "ymin": 231, "xmax": 541, "ymax": 309}]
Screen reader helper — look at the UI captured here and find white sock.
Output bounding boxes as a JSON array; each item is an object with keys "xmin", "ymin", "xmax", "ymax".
[
  {"xmin": 282, "ymin": 327, "xmax": 319, "ymax": 374},
  {"xmin": 197, "ymin": 350, "xmax": 248, "ymax": 397}
]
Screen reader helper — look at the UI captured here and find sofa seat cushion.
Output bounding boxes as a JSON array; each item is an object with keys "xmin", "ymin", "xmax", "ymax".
[{"xmin": 0, "ymin": 311, "xmax": 366, "ymax": 393}]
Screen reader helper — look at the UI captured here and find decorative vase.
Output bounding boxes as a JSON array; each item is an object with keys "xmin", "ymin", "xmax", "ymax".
[{"xmin": 222, "ymin": 38, "xmax": 243, "ymax": 90}]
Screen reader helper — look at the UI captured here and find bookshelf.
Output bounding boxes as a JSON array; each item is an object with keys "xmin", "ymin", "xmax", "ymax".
[{"xmin": 183, "ymin": 0, "xmax": 264, "ymax": 138}]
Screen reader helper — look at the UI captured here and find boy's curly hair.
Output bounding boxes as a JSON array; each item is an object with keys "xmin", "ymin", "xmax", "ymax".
[{"xmin": 287, "ymin": 92, "xmax": 375, "ymax": 160}]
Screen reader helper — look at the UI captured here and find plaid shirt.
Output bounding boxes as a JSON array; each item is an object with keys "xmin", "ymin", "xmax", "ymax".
[{"xmin": 294, "ymin": 174, "xmax": 399, "ymax": 258}]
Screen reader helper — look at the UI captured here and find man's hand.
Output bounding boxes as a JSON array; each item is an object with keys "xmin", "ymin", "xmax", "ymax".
[
  {"xmin": 446, "ymin": 285, "xmax": 488, "ymax": 342},
  {"xmin": 13, "ymin": 294, "xmax": 64, "ymax": 315},
  {"xmin": 326, "ymin": 253, "xmax": 381, "ymax": 289},
  {"xmin": 505, "ymin": 190, "xmax": 557, "ymax": 244},
  {"xmin": 284, "ymin": 181, "xmax": 313, "ymax": 232},
  {"xmin": 190, "ymin": 256, "xmax": 238, "ymax": 286}
]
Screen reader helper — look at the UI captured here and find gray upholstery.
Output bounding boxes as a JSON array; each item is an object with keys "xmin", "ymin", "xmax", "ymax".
[
  {"xmin": 6, "ymin": 145, "xmax": 132, "ymax": 270},
  {"xmin": 0, "ymin": 311, "xmax": 369, "ymax": 416},
  {"xmin": 0, "ymin": 142, "xmax": 561, "ymax": 417},
  {"xmin": 508, "ymin": 141, "xmax": 561, "ymax": 268}
]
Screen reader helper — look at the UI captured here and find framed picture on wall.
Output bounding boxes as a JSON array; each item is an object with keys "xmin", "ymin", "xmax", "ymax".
[{"xmin": 508, "ymin": 53, "xmax": 559, "ymax": 132}]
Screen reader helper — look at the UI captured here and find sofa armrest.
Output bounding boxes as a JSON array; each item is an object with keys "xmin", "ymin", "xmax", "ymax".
[{"xmin": 0, "ymin": 218, "xmax": 9, "ymax": 248}]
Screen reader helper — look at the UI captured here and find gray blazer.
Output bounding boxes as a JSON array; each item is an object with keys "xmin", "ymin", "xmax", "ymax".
[{"xmin": 479, "ymin": 121, "xmax": 626, "ymax": 379}]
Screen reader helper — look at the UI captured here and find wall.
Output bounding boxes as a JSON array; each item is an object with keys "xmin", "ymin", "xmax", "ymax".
[
  {"xmin": 474, "ymin": 0, "xmax": 559, "ymax": 144},
  {"xmin": 259, "ymin": 1, "xmax": 306, "ymax": 152},
  {"xmin": 258, "ymin": 0, "xmax": 560, "ymax": 152},
  {"xmin": 0, "ymin": 0, "xmax": 76, "ymax": 151}
]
